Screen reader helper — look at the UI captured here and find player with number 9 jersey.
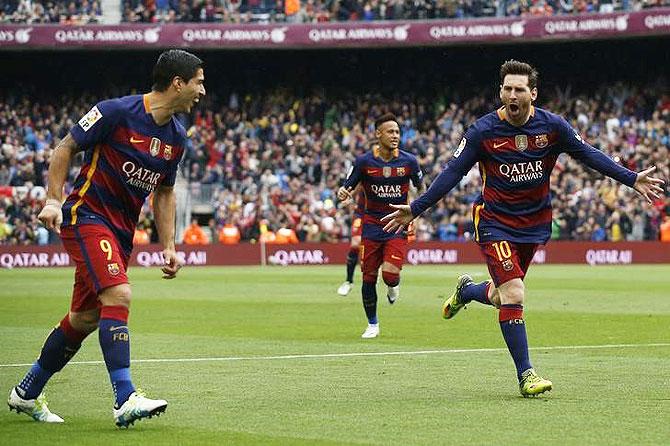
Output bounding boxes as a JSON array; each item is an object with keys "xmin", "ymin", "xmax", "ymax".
[
  {"xmin": 8, "ymin": 50, "xmax": 206, "ymax": 428},
  {"xmin": 60, "ymin": 93, "xmax": 188, "ymax": 299}
]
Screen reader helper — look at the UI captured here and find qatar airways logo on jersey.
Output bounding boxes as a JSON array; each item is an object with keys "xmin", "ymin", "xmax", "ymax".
[
  {"xmin": 499, "ymin": 160, "xmax": 544, "ymax": 183},
  {"xmin": 371, "ymin": 184, "xmax": 402, "ymax": 198},
  {"xmin": 122, "ymin": 161, "xmax": 161, "ymax": 193}
]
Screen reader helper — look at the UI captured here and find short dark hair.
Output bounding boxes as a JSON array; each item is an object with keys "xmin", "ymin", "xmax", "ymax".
[
  {"xmin": 152, "ymin": 49, "xmax": 204, "ymax": 92},
  {"xmin": 500, "ymin": 60, "xmax": 538, "ymax": 90},
  {"xmin": 375, "ymin": 113, "xmax": 399, "ymax": 130}
]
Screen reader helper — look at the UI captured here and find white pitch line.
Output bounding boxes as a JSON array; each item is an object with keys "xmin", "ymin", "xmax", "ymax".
[{"xmin": 1, "ymin": 342, "xmax": 669, "ymax": 368}]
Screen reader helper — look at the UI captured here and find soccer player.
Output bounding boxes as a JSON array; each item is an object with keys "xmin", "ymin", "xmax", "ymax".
[
  {"xmin": 381, "ymin": 60, "xmax": 664, "ymax": 395},
  {"xmin": 337, "ymin": 114, "xmax": 423, "ymax": 338},
  {"xmin": 7, "ymin": 49, "xmax": 206, "ymax": 426},
  {"xmin": 337, "ymin": 185, "xmax": 364, "ymax": 296}
]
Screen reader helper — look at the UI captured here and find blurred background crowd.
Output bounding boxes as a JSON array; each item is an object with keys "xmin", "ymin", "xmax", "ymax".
[
  {"xmin": 1, "ymin": 67, "xmax": 668, "ymax": 245},
  {"xmin": 2, "ymin": 0, "xmax": 669, "ymax": 24},
  {"xmin": 1, "ymin": 0, "xmax": 102, "ymax": 24},
  {"xmin": 120, "ymin": 0, "xmax": 669, "ymax": 24}
]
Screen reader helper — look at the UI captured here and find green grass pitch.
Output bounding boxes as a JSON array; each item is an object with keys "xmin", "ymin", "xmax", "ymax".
[{"xmin": 1, "ymin": 265, "xmax": 669, "ymax": 445}]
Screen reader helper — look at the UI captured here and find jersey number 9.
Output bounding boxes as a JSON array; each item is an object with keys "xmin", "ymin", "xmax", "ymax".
[{"xmin": 100, "ymin": 239, "xmax": 113, "ymax": 261}]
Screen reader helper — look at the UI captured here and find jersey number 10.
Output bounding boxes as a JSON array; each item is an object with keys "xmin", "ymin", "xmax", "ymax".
[{"xmin": 492, "ymin": 241, "xmax": 512, "ymax": 261}]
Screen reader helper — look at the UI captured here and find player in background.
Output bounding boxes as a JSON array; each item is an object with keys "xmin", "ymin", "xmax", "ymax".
[
  {"xmin": 8, "ymin": 49, "xmax": 206, "ymax": 426},
  {"xmin": 381, "ymin": 60, "xmax": 664, "ymax": 395},
  {"xmin": 338, "ymin": 114, "xmax": 423, "ymax": 338},
  {"xmin": 337, "ymin": 185, "xmax": 364, "ymax": 296}
]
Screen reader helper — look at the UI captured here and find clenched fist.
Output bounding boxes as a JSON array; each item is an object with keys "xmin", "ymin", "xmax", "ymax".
[{"xmin": 38, "ymin": 199, "xmax": 63, "ymax": 234}]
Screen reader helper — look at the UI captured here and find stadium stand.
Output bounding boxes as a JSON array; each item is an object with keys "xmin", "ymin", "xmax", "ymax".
[
  {"xmin": 0, "ymin": 0, "xmax": 103, "ymax": 24},
  {"xmin": 1, "ymin": 77, "xmax": 668, "ymax": 245},
  {"xmin": 3, "ymin": 0, "xmax": 669, "ymax": 25},
  {"xmin": 119, "ymin": 0, "xmax": 670, "ymax": 24}
]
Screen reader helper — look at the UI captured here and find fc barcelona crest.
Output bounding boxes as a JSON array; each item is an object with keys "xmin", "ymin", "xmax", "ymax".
[
  {"xmin": 150, "ymin": 137, "xmax": 161, "ymax": 157},
  {"xmin": 514, "ymin": 135, "xmax": 528, "ymax": 151},
  {"xmin": 535, "ymin": 134, "xmax": 548, "ymax": 148},
  {"xmin": 502, "ymin": 259, "xmax": 514, "ymax": 272},
  {"xmin": 396, "ymin": 167, "xmax": 406, "ymax": 176},
  {"xmin": 382, "ymin": 166, "xmax": 392, "ymax": 178},
  {"xmin": 107, "ymin": 263, "xmax": 120, "ymax": 276},
  {"xmin": 164, "ymin": 145, "xmax": 172, "ymax": 160}
]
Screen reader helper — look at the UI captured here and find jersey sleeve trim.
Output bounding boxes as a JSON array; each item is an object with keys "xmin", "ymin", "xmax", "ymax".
[{"xmin": 70, "ymin": 145, "xmax": 102, "ymax": 225}]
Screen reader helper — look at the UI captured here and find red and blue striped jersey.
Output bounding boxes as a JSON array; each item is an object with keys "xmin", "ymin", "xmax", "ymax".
[
  {"xmin": 345, "ymin": 147, "xmax": 423, "ymax": 241},
  {"xmin": 411, "ymin": 106, "xmax": 637, "ymax": 244},
  {"xmin": 62, "ymin": 94, "xmax": 187, "ymax": 256}
]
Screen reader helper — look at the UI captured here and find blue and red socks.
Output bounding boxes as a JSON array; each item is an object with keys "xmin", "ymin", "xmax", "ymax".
[
  {"xmin": 345, "ymin": 248, "xmax": 359, "ymax": 283},
  {"xmin": 17, "ymin": 315, "xmax": 87, "ymax": 399},
  {"xmin": 361, "ymin": 280, "xmax": 378, "ymax": 324},
  {"xmin": 499, "ymin": 304, "xmax": 532, "ymax": 381},
  {"xmin": 461, "ymin": 281, "xmax": 493, "ymax": 306},
  {"xmin": 98, "ymin": 305, "xmax": 135, "ymax": 408}
]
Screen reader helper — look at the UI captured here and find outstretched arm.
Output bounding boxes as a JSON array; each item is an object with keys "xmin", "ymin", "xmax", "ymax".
[
  {"xmin": 382, "ymin": 132, "xmax": 480, "ymax": 232},
  {"xmin": 559, "ymin": 118, "xmax": 664, "ymax": 203}
]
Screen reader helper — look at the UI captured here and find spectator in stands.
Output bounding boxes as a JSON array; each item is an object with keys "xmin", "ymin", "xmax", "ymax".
[
  {"xmin": 10, "ymin": 218, "xmax": 34, "ymax": 245},
  {"xmin": 607, "ymin": 211, "xmax": 624, "ymax": 242},
  {"xmin": 285, "ymin": 0, "xmax": 303, "ymax": 22},
  {"xmin": 660, "ymin": 215, "xmax": 670, "ymax": 242},
  {"xmin": 206, "ymin": 217, "xmax": 218, "ymax": 243},
  {"xmin": 0, "ymin": 213, "xmax": 11, "ymax": 242},
  {"xmin": 218, "ymin": 220, "xmax": 241, "ymax": 244},
  {"xmin": 258, "ymin": 219, "xmax": 277, "ymax": 243},
  {"xmin": 182, "ymin": 218, "xmax": 209, "ymax": 244},
  {"xmin": 133, "ymin": 224, "xmax": 151, "ymax": 245},
  {"xmin": 32, "ymin": 215, "xmax": 50, "ymax": 245},
  {"xmin": 275, "ymin": 225, "xmax": 299, "ymax": 243}
]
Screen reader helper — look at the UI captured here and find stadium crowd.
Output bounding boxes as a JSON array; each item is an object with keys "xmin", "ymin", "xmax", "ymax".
[
  {"xmin": 123, "ymin": 0, "xmax": 670, "ymax": 23},
  {"xmin": 1, "ymin": 78, "xmax": 668, "ymax": 246},
  {"xmin": 1, "ymin": 0, "xmax": 102, "ymax": 24},
  {"xmin": 2, "ymin": 0, "xmax": 669, "ymax": 24},
  {"xmin": 121, "ymin": 0, "xmax": 670, "ymax": 24}
]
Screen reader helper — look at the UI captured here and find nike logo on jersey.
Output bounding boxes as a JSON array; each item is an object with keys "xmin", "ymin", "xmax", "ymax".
[
  {"xmin": 130, "ymin": 137, "xmax": 145, "ymax": 144},
  {"xmin": 109, "ymin": 326, "xmax": 127, "ymax": 332},
  {"xmin": 391, "ymin": 255, "xmax": 402, "ymax": 260},
  {"xmin": 493, "ymin": 141, "xmax": 508, "ymax": 149},
  {"xmin": 366, "ymin": 169, "xmax": 376, "ymax": 174}
]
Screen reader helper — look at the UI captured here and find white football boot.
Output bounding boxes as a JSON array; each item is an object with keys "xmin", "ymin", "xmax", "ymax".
[
  {"xmin": 361, "ymin": 323, "xmax": 380, "ymax": 339},
  {"xmin": 113, "ymin": 391, "xmax": 167, "ymax": 428},
  {"xmin": 7, "ymin": 387, "xmax": 64, "ymax": 423},
  {"xmin": 337, "ymin": 281, "xmax": 353, "ymax": 296}
]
